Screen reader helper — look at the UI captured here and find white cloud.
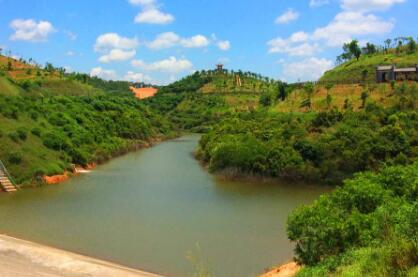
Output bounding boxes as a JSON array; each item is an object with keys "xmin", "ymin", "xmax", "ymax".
[
  {"xmin": 135, "ymin": 9, "xmax": 174, "ymax": 24},
  {"xmin": 64, "ymin": 30, "xmax": 77, "ymax": 40},
  {"xmin": 217, "ymin": 40, "xmax": 231, "ymax": 51},
  {"xmin": 99, "ymin": 49, "xmax": 136, "ymax": 63},
  {"xmin": 129, "ymin": 0, "xmax": 155, "ymax": 6},
  {"xmin": 65, "ymin": 51, "xmax": 75, "ymax": 56},
  {"xmin": 268, "ymin": 32, "xmax": 319, "ymax": 56},
  {"xmin": 131, "ymin": 56, "xmax": 193, "ymax": 73},
  {"xmin": 275, "ymin": 9, "xmax": 300, "ymax": 24},
  {"xmin": 180, "ymin": 35, "xmax": 210, "ymax": 48},
  {"xmin": 124, "ymin": 71, "xmax": 152, "ymax": 82},
  {"xmin": 129, "ymin": 0, "xmax": 174, "ymax": 24},
  {"xmin": 310, "ymin": 0, "xmax": 330, "ymax": 7},
  {"xmin": 90, "ymin": 67, "xmax": 118, "ymax": 80},
  {"xmin": 341, "ymin": 0, "xmax": 405, "ymax": 12},
  {"xmin": 146, "ymin": 32, "xmax": 210, "ymax": 50},
  {"xmin": 283, "ymin": 57, "xmax": 333, "ymax": 82},
  {"xmin": 9, "ymin": 19, "xmax": 55, "ymax": 42},
  {"xmin": 94, "ymin": 33, "xmax": 138, "ymax": 52},
  {"xmin": 312, "ymin": 11, "xmax": 394, "ymax": 46},
  {"xmin": 146, "ymin": 32, "xmax": 179, "ymax": 49},
  {"xmin": 94, "ymin": 33, "xmax": 138, "ymax": 63}
]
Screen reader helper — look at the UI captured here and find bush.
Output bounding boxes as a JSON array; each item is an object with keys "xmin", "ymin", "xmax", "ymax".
[
  {"xmin": 31, "ymin": 127, "xmax": 41, "ymax": 137},
  {"xmin": 8, "ymin": 132, "xmax": 19, "ymax": 142},
  {"xmin": 17, "ymin": 127, "xmax": 28, "ymax": 141},
  {"xmin": 8, "ymin": 152, "xmax": 23, "ymax": 164}
]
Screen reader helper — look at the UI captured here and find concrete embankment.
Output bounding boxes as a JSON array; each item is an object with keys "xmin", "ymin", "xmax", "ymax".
[{"xmin": 0, "ymin": 234, "xmax": 162, "ymax": 277}]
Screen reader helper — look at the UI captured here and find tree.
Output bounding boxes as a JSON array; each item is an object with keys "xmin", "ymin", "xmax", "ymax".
[
  {"xmin": 361, "ymin": 69, "xmax": 369, "ymax": 83},
  {"xmin": 406, "ymin": 37, "xmax": 416, "ymax": 54},
  {"xmin": 325, "ymin": 83, "xmax": 334, "ymax": 110},
  {"xmin": 360, "ymin": 90, "xmax": 369, "ymax": 108},
  {"xmin": 301, "ymin": 82, "xmax": 315, "ymax": 110},
  {"xmin": 384, "ymin": 39, "xmax": 392, "ymax": 53},
  {"xmin": 259, "ymin": 93, "xmax": 272, "ymax": 107},
  {"xmin": 365, "ymin": 43, "xmax": 377, "ymax": 55},
  {"xmin": 278, "ymin": 82, "xmax": 286, "ymax": 101},
  {"xmin": 341, "ymin": 40, "xmax": 362, "ymax": 61},
  {"xmin": 7, "ymin": 60, "xmax": 12, "ymax": 71},
  {"xmin": 348, "ymin": 40, "xmax": 362, "ymax": 61}
]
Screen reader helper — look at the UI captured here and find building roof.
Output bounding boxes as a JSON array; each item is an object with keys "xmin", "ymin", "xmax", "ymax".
[
  {"xmin": 377, "ymin": 66, "xmax": 393, "ymax": 71},
  {"xmin": 394, "ymin": 68, "xmax": 417, "ymax": 73},
  {"xmin": 129, "ymin": 87, "xmax": 158, "ymax": 100}
]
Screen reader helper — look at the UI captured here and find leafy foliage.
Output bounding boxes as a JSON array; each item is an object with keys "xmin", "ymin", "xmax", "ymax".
[{"xmin": 289, "ymin": 162, "xmax": 418, "ymax": 276}]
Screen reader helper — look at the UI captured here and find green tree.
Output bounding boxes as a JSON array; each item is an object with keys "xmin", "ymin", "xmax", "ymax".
[
  {"xmin": 360, "ymin": 90, "xmax": 369, "ymax": 108},
  {"xmin": 407, "ymin": 37, "xmax": 416, "ymax": 54}
]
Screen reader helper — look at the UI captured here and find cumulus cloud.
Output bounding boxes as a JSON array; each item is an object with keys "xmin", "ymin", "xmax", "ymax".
[
  {"xmin": 341, "ymin": 0, "xmax": 405, "ymax": 12},
  {"xmin": 9, "ymin": 19, "xmax": 55, "ymax": 42},
  {"xmin": 312, "ymin": 11, "xmax": 395, "ymax": 46},
  {"xmin": 283, "ymin": 57, "xmax": 333, "ymax": 82},
  {"xmin": 124, "ymin": 71, "xmax": 152, "ymax": 82},
  {"xmin": 146, "ymin": 32, "xmax": 210, "ymax": 50},
  {"xmin": 98, "ymin": 49, "xmax": 136, "ymax": 63},
  {"xmin": 129, "ymin": 0, "xmax": 174, "ymax": 24},
  {"xmin": 275, "ymin": 9, "xmax": 300, "ymax": 24},
  {"xmin": 268, "ymin": 32, "xmax": 319, "ymax": 56},
  {"xmin": 94, "ymin": 33, "xmax": 138, "ymax": 63},
  {"xmin": 90, "ymin": 67, "xmax": 117, "ymax": 80},
  {"xmin": 268, "ymin": 0, "xmax": 403, "ymax": 55},
  {"xmin": 181, "ymin": 35, "xmax": 210, "ymax": 48},
  {"xmin": 135, "ymin": 9, "xmax": 174, "ymax": 24},
  {"xmin": 131, "ymin": 56, "xmax": 193, "ymax": 73},
  {"xmin": 94, "ymin": 33, "xmax": 138, "ymax": 52},
  {"xmin": 217, "ymin": 40, "xmax": 231, "ymax": 51},
  {"xmin": 310, "ymin": 0, "xmax": 330, "ymax": 7}
]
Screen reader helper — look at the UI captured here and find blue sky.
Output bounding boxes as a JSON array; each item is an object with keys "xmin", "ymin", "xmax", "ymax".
[{"xmin": 0, "ymin": 0, "xmax": 416, "ymax": 84}]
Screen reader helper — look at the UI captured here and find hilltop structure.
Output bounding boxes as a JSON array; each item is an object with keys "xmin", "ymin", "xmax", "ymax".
[{"xmin": 376, "ymin": 65, "xmax": 418, "ymax": 83}]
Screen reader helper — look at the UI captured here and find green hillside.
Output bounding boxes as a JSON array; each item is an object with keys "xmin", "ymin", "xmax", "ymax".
[
  {"xmin": 321, "ymin": 39, "xmax": 418, "ymax": 83},
  {"xmin": 0, "ymin": 56, "xmax": 174, "ymax": 185}
]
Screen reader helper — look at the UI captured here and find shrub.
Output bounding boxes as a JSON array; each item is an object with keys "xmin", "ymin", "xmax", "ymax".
[
  {"xmin": 8, "ymin": 132, "xmax": 19, "ymax": 142},
  {"xmin": 17, "ymin": 127, "xmax": 28, "ymax": 141},
  {"xmin": 8, "ymin": 152, "xmax": 23, "ymax": 164},
  {"xmin": 31, "ymin": 127, "xmax": 41, "ymax": 137}
]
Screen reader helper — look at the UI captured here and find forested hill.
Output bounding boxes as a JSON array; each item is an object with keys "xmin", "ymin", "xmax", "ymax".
[
  {"xmin": 0, "ymin": 55, "xmax": 174, "ymax": 185},
  {"xmin": 321, "ymin": 37, "xmax": 418, "ymax": 83},
  {"xmin": 158, "ymin": 69, "xmax": 280, "ymax": 95}
]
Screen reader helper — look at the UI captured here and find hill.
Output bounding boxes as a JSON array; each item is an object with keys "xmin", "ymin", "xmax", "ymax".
[
  {"xmin": 320, "ymin": 40, "xmax": 418, "ymax": 83},
  {"xmin": 0, "ymin": 56, "xmax": 173, "ymax": 185}
]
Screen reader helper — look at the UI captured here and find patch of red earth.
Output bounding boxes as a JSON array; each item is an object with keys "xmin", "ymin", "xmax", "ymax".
[
  {"xmin": 129, "ymin": 87, "xmax": 158, "ymax": 99},
  {"xmin": 260, "ymin": 262, "xmax": 301, "ymax": 277}
]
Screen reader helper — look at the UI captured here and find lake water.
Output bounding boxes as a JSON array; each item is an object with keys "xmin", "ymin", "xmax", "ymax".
[{"xmin": 0, "ymin": 135, "xmax": 329, "ymax": 277}]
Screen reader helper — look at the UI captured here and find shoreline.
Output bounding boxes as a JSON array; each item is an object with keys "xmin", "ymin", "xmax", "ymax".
[
  {"xmin": 27, "ymin": 134, "xmax": 178, "ymax": 187},
  {"xmin": 0, "ymin": 234, "xmax": 163, "ymax": 277},
  {"xmin": 259, "ymin": 262, "xmax": 301, "ymax": 277}
]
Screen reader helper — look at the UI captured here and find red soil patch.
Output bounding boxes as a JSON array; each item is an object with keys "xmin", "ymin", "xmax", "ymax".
[
  {"xmin": 260, "ymin": 262, "xmax": 301, "ymax": 277},
  {"xmin": 130, "ymin": 87, "xmax": 158, "ymax": 99},
  {"xmin": 43, "ymin": 172, "xmax": 69, "ymax": 185}
]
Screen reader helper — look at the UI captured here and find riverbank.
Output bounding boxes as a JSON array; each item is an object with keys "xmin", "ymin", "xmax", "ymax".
[
  {"xmin": 0, "ymin": 234, "xmax": 162, "ymax": 277},
  {"xmin": 39, "ymin": 135, "xmax": 176, "ymax": 187},
  {"xmin": 259, "ymin": 262, "xmax": 301, "ymax": 277}
]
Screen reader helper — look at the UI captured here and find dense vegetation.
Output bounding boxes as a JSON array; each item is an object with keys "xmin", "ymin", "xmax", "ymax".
[
  {"xmin": 288, "ymin": 162, "xmax": 418, "ymax": 276},
  {"xmin": 196, "ymin": 102, "xmax": 418, "ymax": 184},
  {"xmin": 0, "ymin": 93, "xmax": 173, "ymax": 184}
]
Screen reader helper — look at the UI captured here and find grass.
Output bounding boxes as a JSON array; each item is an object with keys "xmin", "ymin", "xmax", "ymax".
[
  {"xmin": 321, "ymin": 50, "xmax": 418, "ymax": 83},
  {"xmin": 0, "ymin": 114, "xmax": 69, "ymax": 184},
  {"xmin": 273, "ymin": 83, "xmax": 402, "ymax": 112}
]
